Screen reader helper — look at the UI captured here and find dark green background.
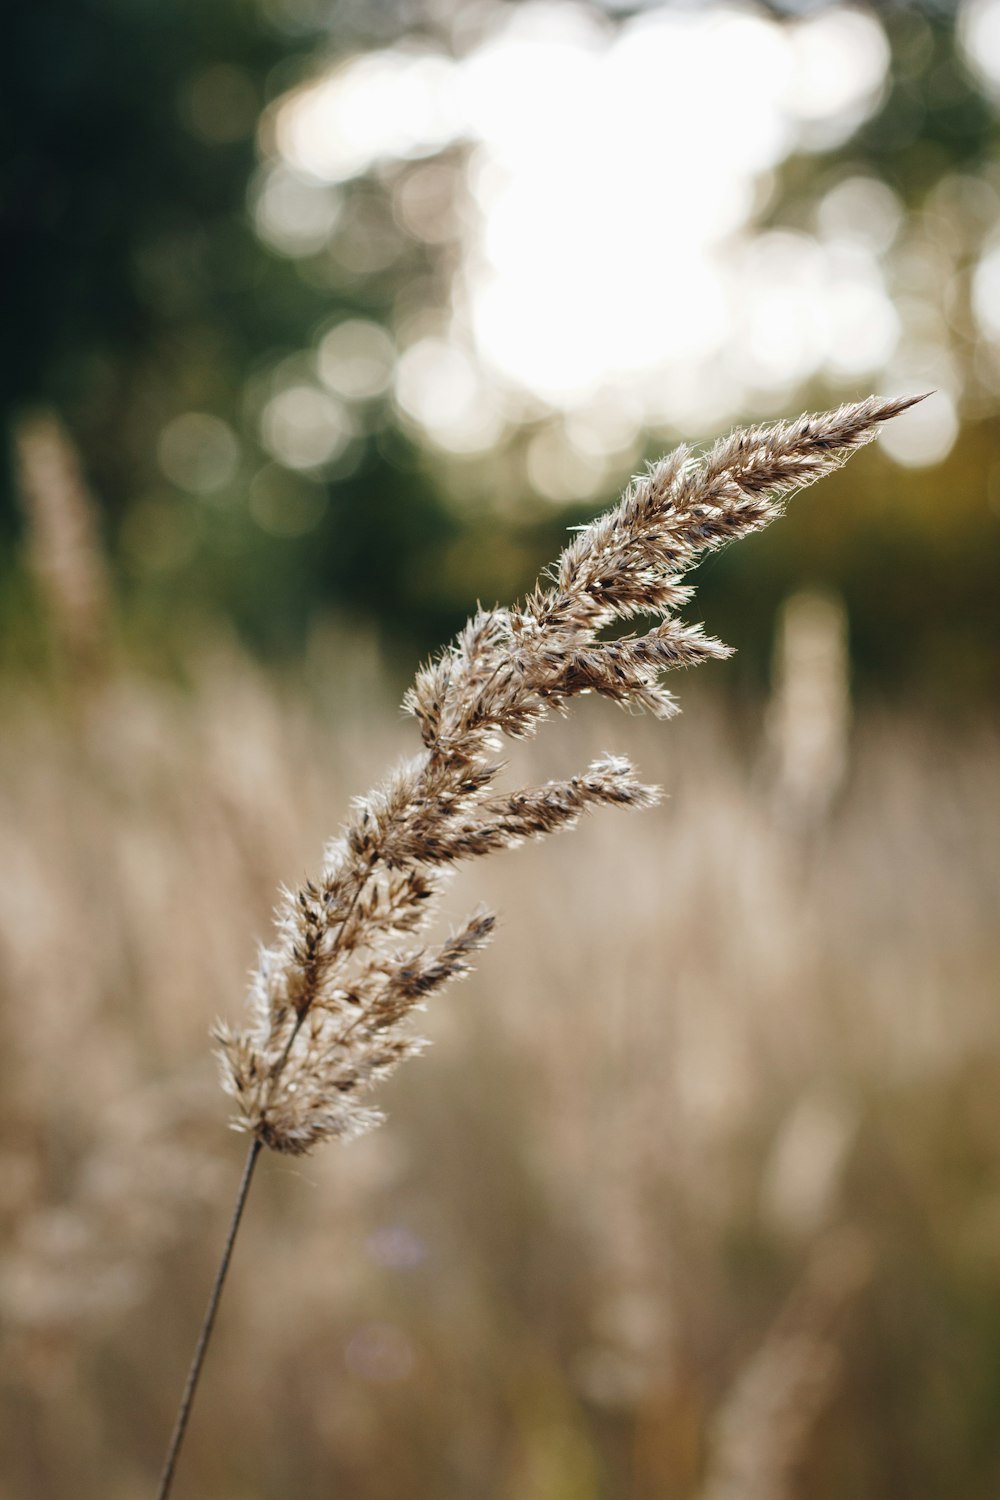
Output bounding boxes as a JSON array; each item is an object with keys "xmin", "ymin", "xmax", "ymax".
[{"xmin": 5, "ymin": 0, "xmax": 998, "ymax": 702}]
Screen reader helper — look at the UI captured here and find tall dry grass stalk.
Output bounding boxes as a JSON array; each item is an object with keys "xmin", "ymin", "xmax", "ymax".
[
  {"xmin": 765, "ymin": 589, "xmax": 851, "ymax": 831},
  {"xmin": 698, "ymin": 1231, "xmax": 873, "ymax": 1500},
  {"xmin": 156, "ymin": 394, "xmax": 919, "ymax": 1496},
  {"xmin": 15, "ymin": 409, "xmax": 112, "ymax": 674}
]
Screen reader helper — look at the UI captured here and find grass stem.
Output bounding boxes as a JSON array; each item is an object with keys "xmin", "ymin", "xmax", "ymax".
[{"xmin": 154, "ymin": 1137, "xmax": 262, "ymax": 1500}]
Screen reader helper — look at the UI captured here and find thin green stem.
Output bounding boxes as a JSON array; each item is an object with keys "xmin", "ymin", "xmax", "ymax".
[{"xmin": 154, "ymin": 1138, "xmax": 262, "ymax": 1500}]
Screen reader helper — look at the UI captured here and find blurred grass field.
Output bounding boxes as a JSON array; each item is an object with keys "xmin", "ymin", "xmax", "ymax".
[
  {"xmin": 1, "ymin": 630, "xmax": 998, "ymax": 1500},
  {"xmin": 8, "ymin": 2, "xmax": 1000, "ymax": 1493}
]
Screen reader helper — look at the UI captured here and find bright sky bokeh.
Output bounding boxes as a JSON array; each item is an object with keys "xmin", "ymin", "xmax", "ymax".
[{"xmin": 246, "ymin": 0, "xmax": 999, "ymax": 481}]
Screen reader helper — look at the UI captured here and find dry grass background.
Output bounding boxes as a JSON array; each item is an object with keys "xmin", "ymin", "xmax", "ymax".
[{"xmin": 2, "ymin": 621, "xmax": 999, "ymax": 1498}]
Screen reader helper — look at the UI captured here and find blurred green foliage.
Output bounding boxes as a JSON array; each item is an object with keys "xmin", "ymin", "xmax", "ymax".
[{"xmin": 4, "ymin": 0, "xmax": 1000, "ymax": 701}]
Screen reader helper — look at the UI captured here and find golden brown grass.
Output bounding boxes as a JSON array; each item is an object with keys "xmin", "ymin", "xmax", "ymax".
[
  {"xmin": 12, "ymin": 391, "xmax": 1000, "ymax": 1499},
  {"xmin": 153, "ymin": 393, "xmax": 917, "ymax": 1493},
  {"xmin": 1, "ymin": 641, "xmax": 999, "ymax": 1498}
]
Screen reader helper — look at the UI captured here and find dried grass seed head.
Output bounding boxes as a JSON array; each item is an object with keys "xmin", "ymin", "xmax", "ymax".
[{"xmin": 217, "ymin": 394, "xmax": 923, "ymax": 1154}]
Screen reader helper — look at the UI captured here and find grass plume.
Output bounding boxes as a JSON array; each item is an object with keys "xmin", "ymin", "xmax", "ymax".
[
  {"xmin": 156, "ymin": 393, "xmax": 919, "ymax": 1497},
  {"xmin": 215, "ymin": 393, "xmax": 921, "ymax": 1157}
]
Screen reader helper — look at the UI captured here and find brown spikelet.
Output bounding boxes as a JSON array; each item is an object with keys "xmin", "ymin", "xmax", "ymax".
[{"xmin": 216, "ymin": 394, "xmax": 921, "ymax": 1155}]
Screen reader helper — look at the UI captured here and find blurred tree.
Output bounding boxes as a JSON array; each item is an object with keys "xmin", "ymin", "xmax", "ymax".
[
  {"xmin": 5, "ymin": 0, "xmax": 289, "ymax": 488},
  {"xmin": 5, "ymin": 0, "xmax": 1000, "ymax": 702},
  {"xmin": 3, "ymin": 0, "xmax": 477, "ymax": 658},
  {"xmin": 731, "ymin": 0, "xmax": 1000, "ymax": 701}
]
